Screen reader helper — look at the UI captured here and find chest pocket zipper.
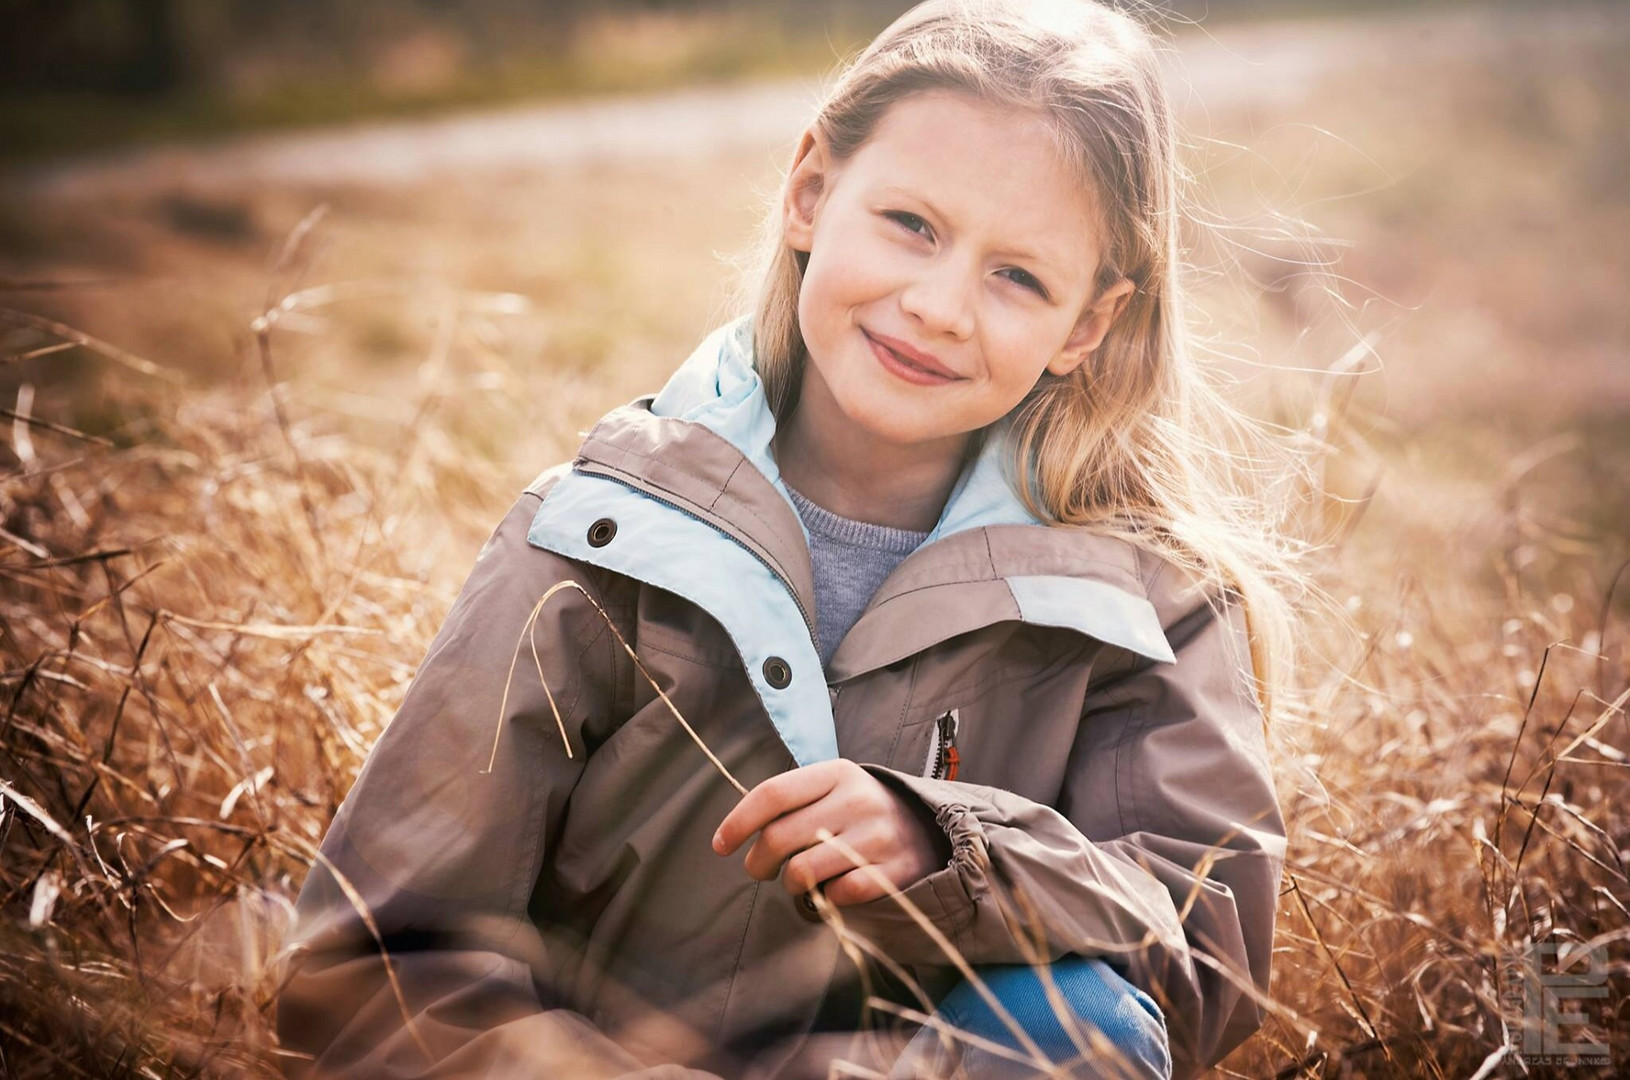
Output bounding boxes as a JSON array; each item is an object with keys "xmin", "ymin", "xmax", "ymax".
[{"xmin": 923, "ymin": 708, "xmax": 961, "ymax": 781}]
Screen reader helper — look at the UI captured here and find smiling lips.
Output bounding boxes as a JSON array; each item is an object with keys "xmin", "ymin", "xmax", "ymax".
[{"xmin": 864, "ymin": 329, "xmax": 964, "ymax": 384}]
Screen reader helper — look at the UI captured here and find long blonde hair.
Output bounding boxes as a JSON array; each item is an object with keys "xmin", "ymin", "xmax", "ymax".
[{"xmin": 739, "ymin": 0, "xmax": 1312, "ymax": 723}]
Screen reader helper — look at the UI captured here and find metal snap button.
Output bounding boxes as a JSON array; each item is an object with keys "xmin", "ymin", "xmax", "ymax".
[
  {"xmin": 587, "ymin": 518, "xmax": 617, "ymax": 547},
  {"xmin": 763, "ymin": 656, "xmax": 792, "ymax": 689},
  {"xmin": 797, "ymin": 890, "xmax": 823, "ymax": 922}
]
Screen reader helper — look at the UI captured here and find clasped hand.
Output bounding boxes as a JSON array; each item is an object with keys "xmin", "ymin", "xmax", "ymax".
[{"xmin": 712, "ymin": 760, "xmax": 947, "ymax": 905}]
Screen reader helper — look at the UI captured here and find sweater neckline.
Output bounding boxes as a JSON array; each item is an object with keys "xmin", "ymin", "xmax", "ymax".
[{"xmin": 784, "ymin": 484, "xmax": 930, "ymax": 555}]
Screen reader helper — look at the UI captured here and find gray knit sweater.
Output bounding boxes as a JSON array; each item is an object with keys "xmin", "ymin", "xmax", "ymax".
[{"xmin": 785, "ymin": 484, "xmax": 931, "ymax": 672}]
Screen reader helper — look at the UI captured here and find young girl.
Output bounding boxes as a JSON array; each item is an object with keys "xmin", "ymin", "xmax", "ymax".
[{"xmin": 276, "ymin": 1, "xmax": 1297, "ymax": 1077}]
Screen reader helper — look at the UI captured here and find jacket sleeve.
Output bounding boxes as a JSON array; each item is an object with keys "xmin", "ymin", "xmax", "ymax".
[
  {"xmin": 846, "ymin": 558, "xmax": 1287, "ymax": 1080},
  {"xmin": 274, "ymin": 485, "xmax": 720, "ymax": 1080}
]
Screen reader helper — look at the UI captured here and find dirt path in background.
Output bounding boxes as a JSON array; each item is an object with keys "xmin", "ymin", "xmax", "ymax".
[{"xmin": 8, "ymin": 4, "xmax": 1619, "ymax": 200}]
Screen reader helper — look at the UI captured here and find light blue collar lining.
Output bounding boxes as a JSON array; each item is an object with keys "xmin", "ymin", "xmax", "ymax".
[
  {"xmin": 530, "ymin": 316, "xmax": 1172, "ymax": 767},
  {"xmin": 648, "ymin": 316, "xmax": 1046, "ymax": 554}
]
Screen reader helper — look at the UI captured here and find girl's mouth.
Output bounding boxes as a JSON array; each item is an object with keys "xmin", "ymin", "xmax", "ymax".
[{"xmin": 864, "ymin": 331, "xmax": 961, "ymax": 386}]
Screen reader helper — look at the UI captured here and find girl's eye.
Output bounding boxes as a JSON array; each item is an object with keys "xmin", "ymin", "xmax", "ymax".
[
  {"xmin": 885, "ymin": 210, "xmax": 931, "ymax": 238},
  {"xmin": 883, "ymin": 209, "xmax": 1046, "ymax": 298},
  {"xmin": 1001, "ymin": 268, "xmax": 1049, "ymax": 299}
]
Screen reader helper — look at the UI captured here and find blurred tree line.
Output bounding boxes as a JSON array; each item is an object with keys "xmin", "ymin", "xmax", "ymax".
[
  {"xmin": 0, "ymin": 0, "xmax": 1431, "ymax": 99},
  {"xmin": 0, "ymin": 0, "xmax": 908, "ymax": 97}
]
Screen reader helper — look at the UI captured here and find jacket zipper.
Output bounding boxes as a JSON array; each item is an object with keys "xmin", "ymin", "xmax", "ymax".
[
  {"xmin": 570, "ymin": 460, "xmax": 821, "ymax": 649},
  {"xmin": 925, "ymin": 709, "xmax": 960, "ymax": 781}
]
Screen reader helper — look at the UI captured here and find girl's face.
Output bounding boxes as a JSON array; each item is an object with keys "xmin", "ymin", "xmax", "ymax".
[{"xmin": 783, "ymin": 88, "xmax": 1134, "ymax": 453}]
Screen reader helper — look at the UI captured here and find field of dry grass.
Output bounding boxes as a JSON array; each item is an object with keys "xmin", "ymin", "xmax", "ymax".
[{"xmin": 0, "ymin": 5, "xmax": 1626, "ymax": 1077}]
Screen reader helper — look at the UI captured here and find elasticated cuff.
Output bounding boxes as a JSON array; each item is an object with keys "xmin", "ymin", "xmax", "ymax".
[{"xmin": 828, "ymin": 766, "xmax": 995, "ymax": 963}]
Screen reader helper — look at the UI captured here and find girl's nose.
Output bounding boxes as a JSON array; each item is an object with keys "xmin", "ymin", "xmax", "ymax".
[{"xmin": 899, "ymin": 258, "xmax": 976, "ymax": 341}]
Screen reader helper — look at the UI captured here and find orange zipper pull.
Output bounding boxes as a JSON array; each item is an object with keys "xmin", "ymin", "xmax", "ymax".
[{"xmin": 930, "ymin": 709, "xmax": 961, "ymax": 781}]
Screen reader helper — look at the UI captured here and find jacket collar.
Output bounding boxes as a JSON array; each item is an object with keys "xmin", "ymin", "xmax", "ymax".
[
  {"xmin": 647, "ymin": 316, "xmax": 1051, "ymax": 544},
  {"xmin": 576, "ymin": 317, "xmax": 1173, "ymax": 671},
  {"xmin": 527, "ymin": 318, "xmax": 1172, "ymax": 766}
]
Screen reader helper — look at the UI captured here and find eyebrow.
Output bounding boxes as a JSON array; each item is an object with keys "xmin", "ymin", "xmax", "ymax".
[{"xmin": 881, "ymin": 184, "xmax": 1069, "ymax": 275}]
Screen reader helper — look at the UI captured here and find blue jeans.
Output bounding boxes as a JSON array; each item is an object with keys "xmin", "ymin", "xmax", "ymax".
[{"xmin": 894, "ymin": 955, "xmax": 1172, "ymax": 1079}]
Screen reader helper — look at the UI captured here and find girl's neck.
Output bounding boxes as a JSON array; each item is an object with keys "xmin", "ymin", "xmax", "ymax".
[{"xmin": 772, "ymin": 404, "xmax": 971, "ymax": 535}]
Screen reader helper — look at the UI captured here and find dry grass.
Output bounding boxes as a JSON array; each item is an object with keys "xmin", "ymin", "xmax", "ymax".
[{"xmin": 2, "ymin": 9, "xmax": 1628, "ymax": 1078}]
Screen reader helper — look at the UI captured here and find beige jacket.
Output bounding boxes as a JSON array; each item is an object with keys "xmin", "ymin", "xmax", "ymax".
[{"xmin": 276, "ymin": 319, "xmax": 1286, "ymax": 1080}]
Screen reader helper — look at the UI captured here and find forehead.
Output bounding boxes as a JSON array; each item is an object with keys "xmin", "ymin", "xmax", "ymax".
[{"xmin": 847, "ymin": 89, "xmax": 1103, "ymax": 274}]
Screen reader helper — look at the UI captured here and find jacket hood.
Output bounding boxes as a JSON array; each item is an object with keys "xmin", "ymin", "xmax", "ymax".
[{"xmin": 525, "ymin": 315, "xmax": 1174, "ymax": 768}]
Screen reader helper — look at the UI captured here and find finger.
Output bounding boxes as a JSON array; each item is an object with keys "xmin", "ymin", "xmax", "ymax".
[
  {"xmin": 779, "ymin": 830, "xmax": 866, "ymax": 895},
  {"xmin": 823, "ymin": 865, "xmax": 892, "ymax": 907},
  {"xmin": 713, "ymin": 760, "xmax": 847, "ymax": 855},
  {"xmin": 741, "ymin": 801, "xmax": 835, "ymax": 881}
]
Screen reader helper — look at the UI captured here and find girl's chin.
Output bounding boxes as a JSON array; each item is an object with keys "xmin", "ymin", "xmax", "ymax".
[
  {"xmin": 806, "ymin": 367, "xmax": 967, "ymax": 447},
  {"xmin": 836, "ymin": 403, "xmax": 961, "ymax": 450}
]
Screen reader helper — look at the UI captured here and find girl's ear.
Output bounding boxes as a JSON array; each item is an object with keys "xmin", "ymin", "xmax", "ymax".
[
  {"xmin": 783, "ymin": 128, "xmax": 833, "ymax": 254},
  {"xmin": 1047, "ymin": 276, "xmax": 1137, "ymax": 377}
]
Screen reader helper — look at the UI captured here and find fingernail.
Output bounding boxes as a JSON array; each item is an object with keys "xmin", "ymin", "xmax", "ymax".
[{"xmin": 712, "ymin": 831, "xmax": 725, "ymax": 853}]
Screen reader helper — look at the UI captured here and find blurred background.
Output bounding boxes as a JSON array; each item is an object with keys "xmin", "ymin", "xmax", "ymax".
[
  {"xmin": 0, "ymin": 0, "xmax": 1519, "ymax": 160},
  {"xmin": 0, "ymin": 1, "xmax": 1625, "ymax": 1076}
]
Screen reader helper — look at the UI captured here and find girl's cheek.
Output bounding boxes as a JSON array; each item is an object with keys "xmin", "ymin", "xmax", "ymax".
[
  {"xmin": 841, "ymin": 248, "xmax": 902, "ymax": 297},
  {"xmin": 806, "ymin": 235, "xmax": 897, "ymax": 316},
  {"xmin": 808, "ymin": 256, "xmax": 866, "ymax": 310},
  {"xmin": 799, "ymin": 263, "xmax": 839, "ymax": 323}
]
